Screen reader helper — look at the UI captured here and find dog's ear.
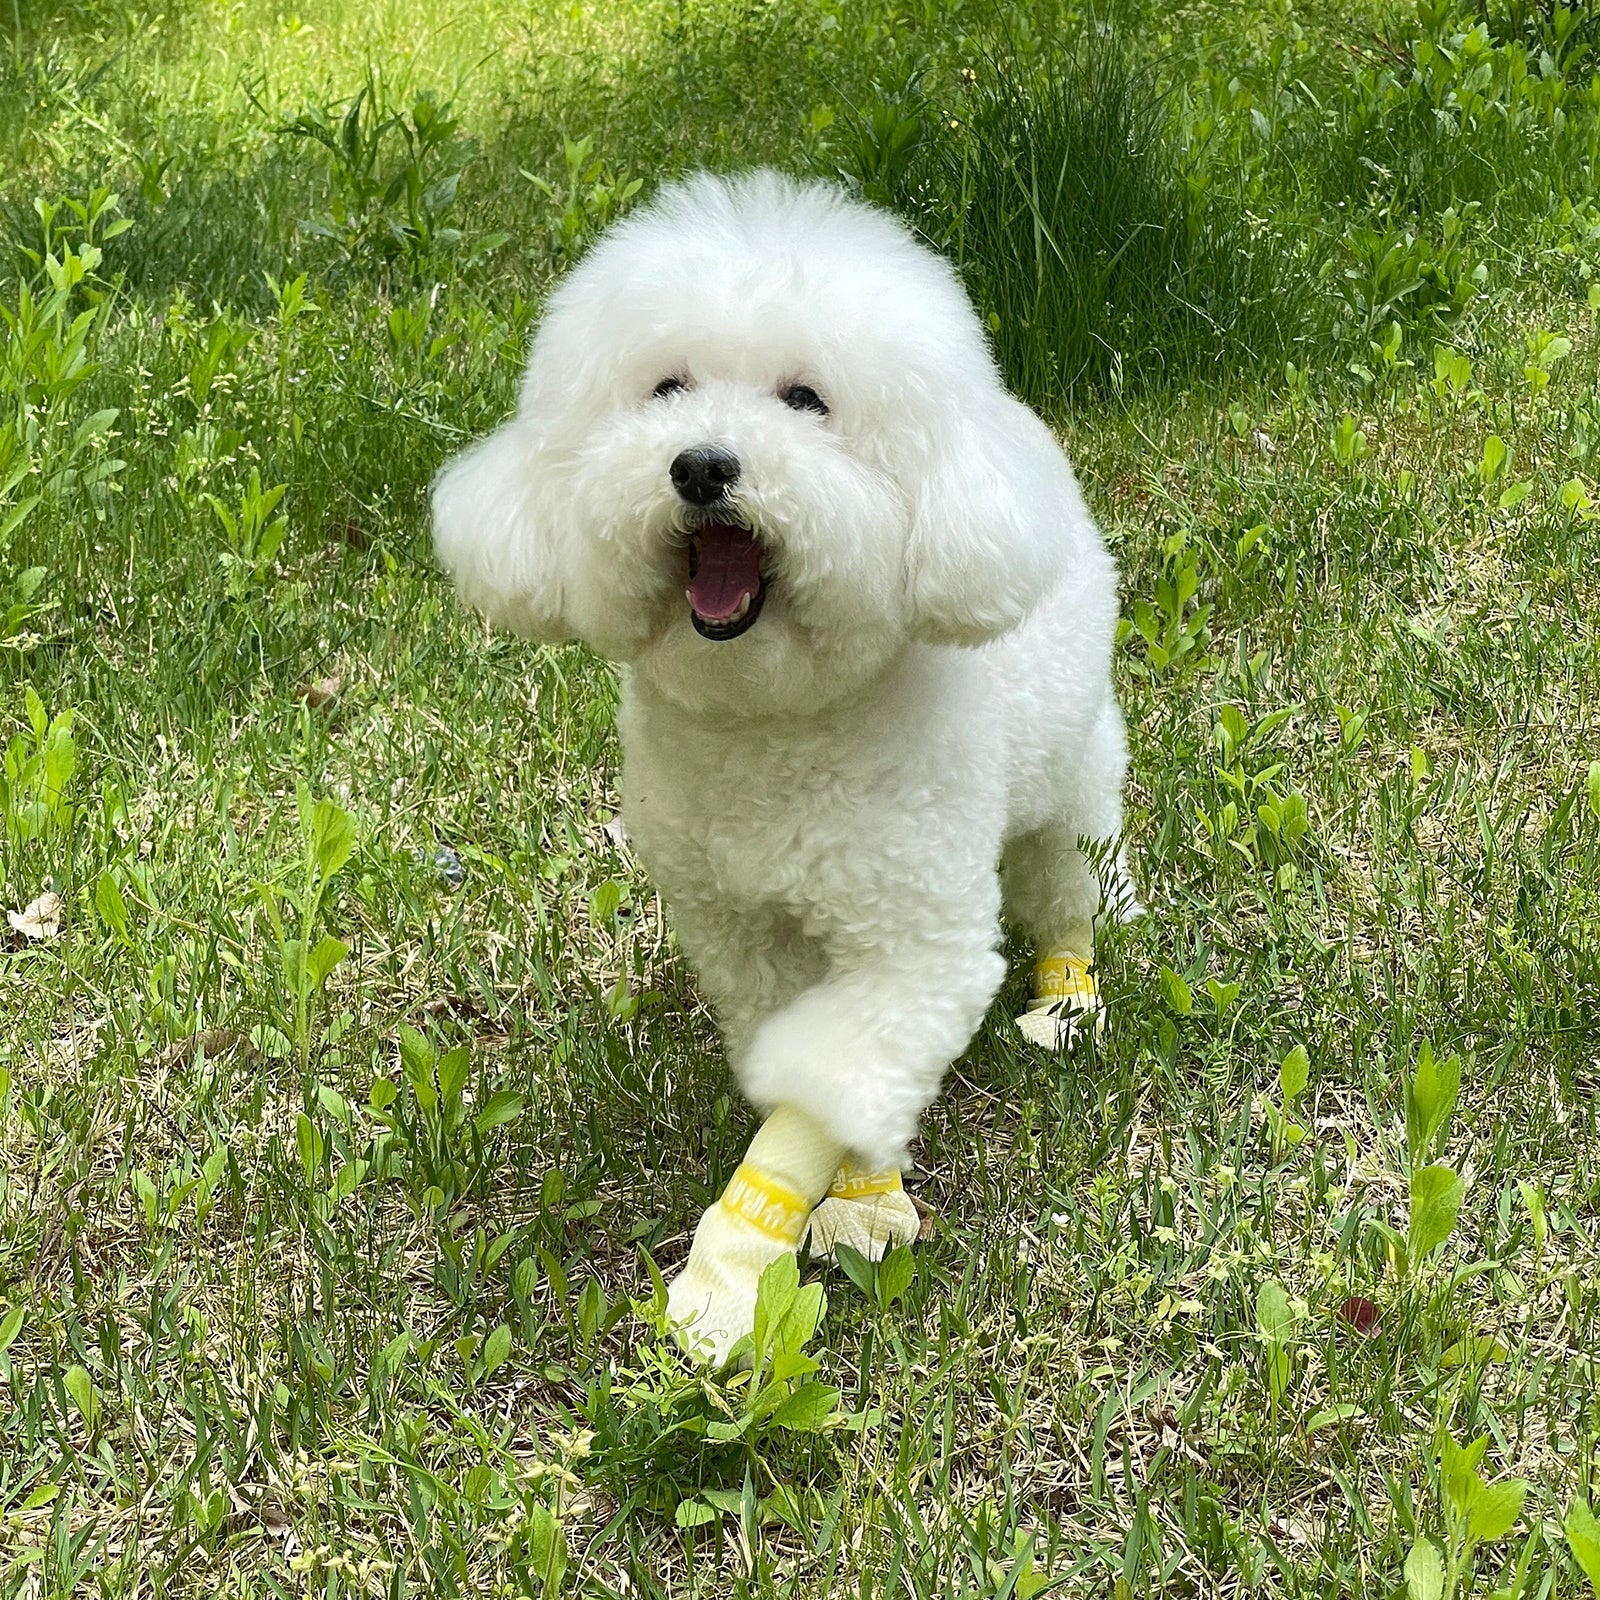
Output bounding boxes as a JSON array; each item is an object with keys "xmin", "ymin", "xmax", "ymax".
[
  {"xmin": 432, "ymin": 420, "xmax": 573, "ymax": 642},
  {"xmin": 904, "ymin": 392, "xmax": 1086, "ymax": 647}
]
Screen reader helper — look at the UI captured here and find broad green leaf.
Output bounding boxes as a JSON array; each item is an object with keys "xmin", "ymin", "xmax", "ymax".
[
  {"xmin": 1566, "ymin": 1498, "xmax": 1600, "ymax": 1596},
  {"xmin": 306, "ymin": 935, "xmax": 349, "ymax": 987},
  {"xmin": 1265, "ymin": 1342, "xmax": 1292, "ymax": 1402},
  {"xmin": 304, "ymin": 794, "xmax": 354, "ymax": 881},
  {"xmin": 769, "ymin": 1381, "xmax": 841, "ymax": 1432},
  {"xmin": 588, "ymin": 878, "xmax": 623, "ymax": 923},
  {"xmin": 315, "ymin": 1082, "xmax": 349, "ymax": 1122},
  {"xmin": 876, "ymin": 1245, "xmax": 915, "ymax": 1308},
  {"xmin": 1406, "ymin": 1041, "xmax": 1461, "ymax": 1168},
  {"xmin": 436, "ymin": 1044, "xmax": 471, "ymax": 1104},
  {"xmin": 480, "ymin": 1323, "xmax": 512, "ymax": 1377},
  {"xmin": 398, "ymin": 1025, "xmax": 434, "ymax": 1078},
  {"xmin": 752, "ymin": 1252, "xmax": 801, "ymax": 1362},
  {"xmin": 295, "ymin": 1113, "xmax": 325, "ymax": 1180},
  {"xmin": 1405, "ymin": 1538, "xmax": 1445, "ymax": 1600},
  {"xmin": 1517, "ymin": 1179, "xmax": 1547, "ymax": 1254},
  {"xmin": 1467, "ymin": 1479, "xmax": 1526, "ymax": 1544},
  {"xmin": 63, "ymin": 1364, "xmax": 98, "ymax": 1430},
  {"xmin": 1158, "ymin": 966, "xmax": 1193, "ymax": 1015},
  {"xmin": 674, "ymin": 1497, "xmax": 718, "ymax": 1528},
  {"xmin": 1305, "ymin": 1403, "xmax": 1363, "ymax": 1432},
  {"xmin": 0, "ymin": 1305, "xmax": 22, "ymax": 1353},
  {"xmin": 1440, "ymin": 1334, "xmax": 1507, "ymax": 1369},
  {"xmin": 783, "ymin": 1280, "xmax": 826, "ymax": 1351},
  {"xmin": 832, "ymin": 1241, "xmax": 875, "ymax": 1298},
  {"xmin": 1408, "ymin": 1163, "xmax": 1466, "ymax": 1260},
  {"xmin": 474, "ymin": 1090, "xmax": 525, "ymax": 1133},
  {"xmin": 1440, "ymin": 1433, "xmax": 1489, "ymax": 1519},
  {"xmin": 516, "ymin": 1257, "xmax": 543, "ymax": 1303},
  {"xmin": 526, "ymin": 1501, "xmax": 568, "ymax": 1589},
  {"xmin": 279, "ymin": 937, "xmax": 304, "ymax": 990},
  {"xmin": 249, "ymin": 1024, "xmax": 292, "ymax": 1060},
  {"xmin": 1588, "ymin": 760, "xmax": 1600, "ymax": 822},
  {"xmin": 767, "ymin": 1343, "xmax": 820, "ymax": 1386},
  {"xmin": 94, "ymin": 871, "xmax": 129, "ymax": 939},
  {"xmin": 1279, "ymin": 1044, "xmax": 1309, "ymax": 1101},
  {"xmin": 328, "ymin": 1158, "xmax": 366, "ymax": 1203},
  {"xmin": 1255, "ymin": 1279, "xmax": 1295, "ymax": 1342},
  {"xmin": 377, "ymin": 1331, "xmax": 412, "ymax": 1375}
]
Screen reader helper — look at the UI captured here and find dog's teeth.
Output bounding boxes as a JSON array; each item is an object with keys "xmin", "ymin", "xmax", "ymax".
[
  {"xmin": 685, "ymin": 588, "xmax": 695, "ymax": 605},
  {"xmin": 731, "ymin": 594, "xmax": 750, "ymax": 621}
]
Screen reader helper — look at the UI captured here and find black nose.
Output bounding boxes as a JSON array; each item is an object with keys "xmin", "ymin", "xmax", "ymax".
[{"xmin": 670, "ymin": 444, "xmax": 740, "ymax": 506}]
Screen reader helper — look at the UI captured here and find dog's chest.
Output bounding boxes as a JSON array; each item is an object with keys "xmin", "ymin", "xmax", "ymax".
[
  {"xmin": 618, "ymin": 715, "xmax": 929, "ymax": 919},
  {"xmin": 624, "ymin": 742, "xmax": 853, "ymax": 908}
]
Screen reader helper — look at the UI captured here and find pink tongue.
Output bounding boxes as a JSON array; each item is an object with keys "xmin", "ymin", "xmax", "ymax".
[{"xmin": 688, "ymin": 524, "xmax": 763, "ymax": 620}]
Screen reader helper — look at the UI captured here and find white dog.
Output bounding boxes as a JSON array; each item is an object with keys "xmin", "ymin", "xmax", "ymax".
[{"xmin": 433, "ymin": 170, "xmax": 1133, "ymax": 1363}]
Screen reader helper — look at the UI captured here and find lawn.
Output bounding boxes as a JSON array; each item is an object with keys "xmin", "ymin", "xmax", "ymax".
[{"xmin": 1, "ymin": 0, "xmax": 1599, "ymax": 1594}]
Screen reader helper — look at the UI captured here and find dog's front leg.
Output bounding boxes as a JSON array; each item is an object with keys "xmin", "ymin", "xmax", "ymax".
[
  {"xmin": 665, "ymin": 1104, "xmax": 844, "ymax": 1365},
  {"xmin": 666, "ymin": 924, "xmax": 1002, "ymax": 1361},
  {"xmin": 738, "ymin": 937, "xmax": 1007, "ymax": 1174}
]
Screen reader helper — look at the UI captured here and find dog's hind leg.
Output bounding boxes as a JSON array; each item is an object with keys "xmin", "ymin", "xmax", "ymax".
[{"xmin": 1002, "ymin": 700, "xmax": 1137, "ymax": 1047}]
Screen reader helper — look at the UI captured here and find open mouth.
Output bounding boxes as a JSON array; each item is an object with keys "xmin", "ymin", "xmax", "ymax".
[{"xmin": 685, "ymin": 522, "xmax": 767, "ymax": 641}]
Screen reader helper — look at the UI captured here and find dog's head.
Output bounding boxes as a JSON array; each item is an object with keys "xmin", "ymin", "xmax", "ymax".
[{"xmin": 434, "ymin": 170, "xmax": 1082, "ymax": 714}]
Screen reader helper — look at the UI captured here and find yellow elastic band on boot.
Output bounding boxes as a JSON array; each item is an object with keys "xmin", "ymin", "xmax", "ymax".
[
  {"xmin": 1032, "ymin": 951, "xmax": 1098, "ymax": 1005},
  {"xmin": 719, "ymin": 1163, "xmax": 812, "ymax": 1246}
]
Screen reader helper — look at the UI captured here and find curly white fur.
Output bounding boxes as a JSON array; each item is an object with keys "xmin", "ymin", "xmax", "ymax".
[{"xmin": 434, "ymin": 169, "xmax": 1132, "ymax": 1174}]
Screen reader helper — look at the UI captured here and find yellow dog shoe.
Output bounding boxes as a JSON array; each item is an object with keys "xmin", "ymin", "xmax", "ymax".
[
  {"xmin": 805, "ymin": 1161, "xmax": 921, "ymax": 1262},
  {"xmin": 1015, "ymin": 948, "xmax": 1102, "ymax": 1048},
  {"xmin": 665, "ymin": 1106, "xmax": 843, "ymax": 1366}
]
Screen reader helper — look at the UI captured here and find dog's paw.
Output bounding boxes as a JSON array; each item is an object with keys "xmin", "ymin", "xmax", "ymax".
[
  {"xmin": 805, "ymin": 1166, "xmax": 921, "ymax": 1261},
  {"xmin": 1016, "ymin": 949, "xmax": 1103, "ymax": 1049},
  {"xmin": 665, "ymin": 1161, "xmax": 813, "ymax": 1366},
  {"xmin": 1014, "ymin": 1004, "xmax": 1102, "ymax": 1048},
  {"xmin": 665, "ymin": 1253, "xmax": 763, "ymax": 1368}
]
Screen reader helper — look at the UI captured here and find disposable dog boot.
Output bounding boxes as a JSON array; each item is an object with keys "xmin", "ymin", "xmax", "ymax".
[
  {"xmin": 805, "ymin": 1159, "xmax": 921, "ymax": 1261},
  {"xmin": 666, "ymin": 1104, "xmax": 843, "ymax": 1365},
  {"xmin": 1015, "ymin": 947, "xmax": 1102, "ymax": 1048}
]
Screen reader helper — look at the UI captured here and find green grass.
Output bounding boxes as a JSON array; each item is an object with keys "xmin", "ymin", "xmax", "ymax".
[{"xmin": 3, "ymin": 0, "xmax": 1600, "ymax": 1595}]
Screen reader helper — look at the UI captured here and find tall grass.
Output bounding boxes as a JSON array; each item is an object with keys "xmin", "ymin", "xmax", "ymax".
[{"xmin": 832, "ymin": 29, "xmax": 1299, "ymax": 411}]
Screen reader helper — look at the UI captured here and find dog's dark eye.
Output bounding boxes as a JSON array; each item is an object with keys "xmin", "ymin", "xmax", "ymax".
[
  {"xmin": 780, "ymin": 382, "xmax": 828, "ymax": 416},
  {"xmin": 653, "ymin": 376, "xmax": 687, "ymax": 399}
]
